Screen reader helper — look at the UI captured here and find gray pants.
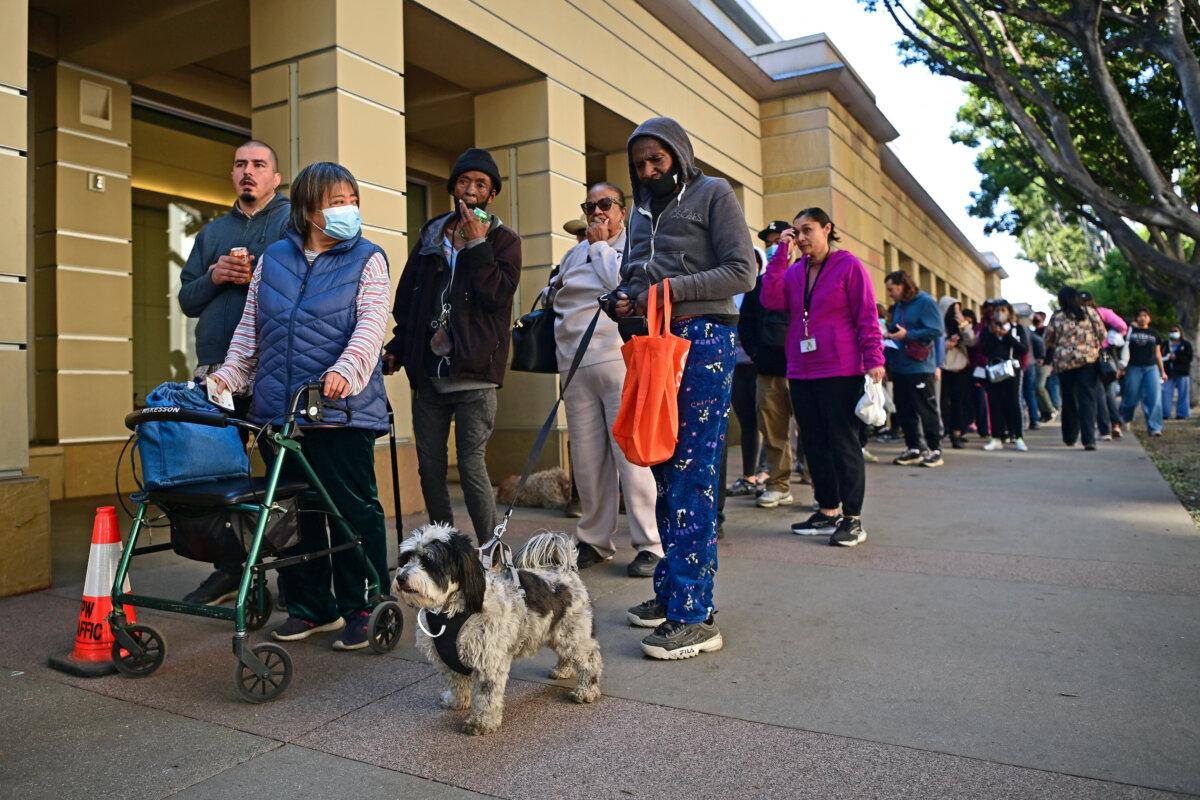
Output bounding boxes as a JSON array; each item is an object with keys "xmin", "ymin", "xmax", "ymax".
[{"xmin": 412, "ymin": 384, "xmax": 498, "ymax": 542}]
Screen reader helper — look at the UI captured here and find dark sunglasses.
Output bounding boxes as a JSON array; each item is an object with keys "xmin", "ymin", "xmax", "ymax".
[{"xmin": 581, "ymin": 197, "xmax": 624, "ymax": 214}]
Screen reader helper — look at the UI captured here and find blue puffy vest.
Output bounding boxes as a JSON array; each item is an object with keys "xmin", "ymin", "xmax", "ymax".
[{"xmin": 251, "ymin": 229, "xmax": 388, "ymax": 434}]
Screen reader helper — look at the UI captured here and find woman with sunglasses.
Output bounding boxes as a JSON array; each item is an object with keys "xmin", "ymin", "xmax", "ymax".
[{"xmin": 549, "ymin": 182, "xmax": 663, "ymax": 577}]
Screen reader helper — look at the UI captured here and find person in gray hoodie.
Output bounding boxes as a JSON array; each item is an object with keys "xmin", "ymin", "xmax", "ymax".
[
  {"xmin": 611, "ymin": 117, "xmax": 756, "ymax": 661},
  {"xmin": 176, "ymin": 140, "xmax": 290, "ymax": 607}
]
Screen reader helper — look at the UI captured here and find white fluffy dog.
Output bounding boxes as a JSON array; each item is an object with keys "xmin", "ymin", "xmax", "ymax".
[{"xmin": 392, "ymin": 523, "xmax": 603, "ymax": 735}]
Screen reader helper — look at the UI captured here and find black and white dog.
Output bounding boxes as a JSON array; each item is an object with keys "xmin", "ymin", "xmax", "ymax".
[{"xmin": 392, "ymin": 524, "xmax": 603, "ymax": 735}]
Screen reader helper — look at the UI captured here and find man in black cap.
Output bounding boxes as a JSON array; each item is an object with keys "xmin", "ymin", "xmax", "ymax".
[
  {"xmin": 384, "ymin": 148, "xmax": 522, "ymax": 542},
  {"xmin": 757, "ymin": 220, "xmax": 789, "ymax": 248}
]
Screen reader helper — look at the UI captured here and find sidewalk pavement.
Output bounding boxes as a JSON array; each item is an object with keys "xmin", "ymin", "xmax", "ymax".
[{"xmin": 2, "ymin": 424, "xmax": 1198, "ymax": 799}]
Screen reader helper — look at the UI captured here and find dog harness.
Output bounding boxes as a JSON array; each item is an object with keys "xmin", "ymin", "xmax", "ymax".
[{"xmin": 424, "ymin": 610, "xmax": 473, "ymax": 676}]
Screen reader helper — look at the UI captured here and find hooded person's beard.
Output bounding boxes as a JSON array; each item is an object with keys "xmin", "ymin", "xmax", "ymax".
[{"xmin": 643, "ymin": 170, "xmax": 680, "ymax": 199}]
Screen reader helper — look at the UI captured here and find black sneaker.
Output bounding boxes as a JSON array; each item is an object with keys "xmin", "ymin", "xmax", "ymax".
[
  {"xmin": 576, "ymin": 542, "xmax": 611, "ymax": 570},
  {"xmin": 920, "ymin": 449, "xmax": 944, "ymax": 468},
  {"xmin": 271, "ymin": 615, "xmax": 345, "ymax": 641},
  {"xmin": 830, "ymin": 517, "xmax": 866, "ymax": 547},
  {"xmin": 950, "ymin": 436, "xmax": 965, "ymax": 450},
  {"xmin": 726, "ymin": 477, "xmax": 757, "ymax": 496},
  {"xmin": 791, "ymin": 511, "xmax": 841, "ymax": 536},
  {"xmin": 893, "ymin": 448, "xmax": 923, "ymax": 465},
  {"xmin": 183, "ymin": 569, "xmax": 241, "ymax": 606},
  {"xmin": 641, "ymin": 618, "xmax": 724, "ymax": 660},
  {"xmin": 626, "ymin": 550, "xmax": 661, "ymax": 578},
  {"xmin": 332, "ymin": 610, "xmax": 370, "ymax": 651},
  {"xmin": 626, "ymin": 598, "xmax": 667, "ymax": 628}
]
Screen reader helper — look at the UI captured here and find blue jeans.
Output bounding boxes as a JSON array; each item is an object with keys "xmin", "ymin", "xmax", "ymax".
[
  {"xmin": 1162, "ymin": 376, "xmax": 1191, "ymax": 419},
  {"xmin": 1021, "ymin": 364, "xmax": 1039, "ymax": 427},
  {"xmin": 1047, "ymin": 371, "xmax": 1062, "ymax": 410},
  {"xmin": 652, "ymin": 319, "xmax": 736, "ymax": 625},
  {"xmin": 1119, "ymin": 366, "xmax": 1164, "ymax": 433}
]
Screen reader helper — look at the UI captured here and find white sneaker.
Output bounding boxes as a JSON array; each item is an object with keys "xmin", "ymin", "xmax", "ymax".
[
  {"xmin": 756, "ymin": 490, "xmax": 794, "ymax": 508},
  {"xmin": 983, "ymin": 439, "xmax": 1003, "ymax": 451},
  {"xmin": 1014, "ymin": 438, "xmax": 1029, "ymax": 452}
]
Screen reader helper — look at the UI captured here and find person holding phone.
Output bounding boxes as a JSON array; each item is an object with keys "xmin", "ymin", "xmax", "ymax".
[
  {"xmin": 177, "ymin": 139, "xmax": 290, "ymax": 607},
  {"xmin": 761, "ymin": 208, "xmax": 885, "ymax": 546},
  {"xmin": 208, "ymin": 162, "xmax": 392, "ymax": 652}
]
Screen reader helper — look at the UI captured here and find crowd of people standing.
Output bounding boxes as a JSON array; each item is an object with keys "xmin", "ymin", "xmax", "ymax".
[{"xmin": 174, "ymin": 114, "xmax": 1193, "ymax": 664}]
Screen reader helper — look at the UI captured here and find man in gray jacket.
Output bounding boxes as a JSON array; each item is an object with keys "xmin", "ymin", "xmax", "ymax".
[
  {"xmin": 611, "ymin": 117, "xmax": 756, "ymax": 661},
  {"xmin": 177, "ymin": 139, "xmax": 289, "ymax": 606}
]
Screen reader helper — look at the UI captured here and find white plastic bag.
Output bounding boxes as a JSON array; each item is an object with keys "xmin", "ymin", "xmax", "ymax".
[{"xmin": 855, "ymin": 376, "xmax": 888, "ymax": 427}]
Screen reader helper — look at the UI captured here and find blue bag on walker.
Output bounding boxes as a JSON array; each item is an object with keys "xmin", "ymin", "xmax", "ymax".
[{"xmin": 136, "ymin": 381, "xmax": 249, "ymax": 490}]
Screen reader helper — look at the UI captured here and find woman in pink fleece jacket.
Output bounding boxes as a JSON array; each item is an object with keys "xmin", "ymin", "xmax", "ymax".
[{"xmin": 761, "ymin": 208, "xmax": 885, "ymax": 546}]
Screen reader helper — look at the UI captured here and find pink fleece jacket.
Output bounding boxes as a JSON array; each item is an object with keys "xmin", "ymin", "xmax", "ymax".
[{"xmin": 760, "ymin": 246, "xmax": 885, "ymax": 380}]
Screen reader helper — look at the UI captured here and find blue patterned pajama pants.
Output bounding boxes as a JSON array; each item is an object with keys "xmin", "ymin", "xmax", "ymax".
[{"xmin": 652, "ymin": 319, "xmax": 737, "ymax": 624}]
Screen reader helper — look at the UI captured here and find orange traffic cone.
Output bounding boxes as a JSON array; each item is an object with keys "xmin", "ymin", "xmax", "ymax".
[{"xmin": 48, "ymin": 507, "xmax": 136, "ymax": 677}]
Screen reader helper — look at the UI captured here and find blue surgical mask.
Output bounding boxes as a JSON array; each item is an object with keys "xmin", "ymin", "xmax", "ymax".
[
  {"xmin": 320, "ymin": 205, "xmax": 361, "ymax": 240},
  {"xmin": 765, "ymin": 243, "xmax": 779, "ymax": 260},
  {"xmin": 1170, "ymin": 331, "xmax": 1181, "ymax": 340}
]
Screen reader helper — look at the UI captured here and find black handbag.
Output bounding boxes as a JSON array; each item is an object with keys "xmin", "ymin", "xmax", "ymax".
[
  {"xmin": 166, "ymin": 497, "xmax": 300, "ymax": 564},
  {"xmin": 510, "ymin": 290, "xmax": 559, "ymax": 374}
]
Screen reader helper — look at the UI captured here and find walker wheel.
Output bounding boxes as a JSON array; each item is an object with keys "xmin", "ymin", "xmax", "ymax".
[
  {"xmin": 112, "ymin": 624, "xmax": 166, "ymax": 678},
  {"xmin": 244, "ymin": 584, "xmax": 274, "ymax": 632},
  {"xmin": 233, "ymin": 643, "xmax": 292, "ymax": 703},
  {"xmin": 368, "ymin": 601, "xmax": 404, "ymax": 654}
]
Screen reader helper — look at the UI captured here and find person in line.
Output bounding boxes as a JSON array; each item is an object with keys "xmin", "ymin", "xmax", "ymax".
[
  {"xmin": 1042, "ymin": 286, "xmax": 1105, "ymax": 450},
  {"xmin": 1081, "ymin": 292, "xmax": 1127, "ymax": 440},
  {"xmin": 610, "ymin": 117, "xmax": 756, "ymax": 660},
  {"xmin": 177, "ymin": 139, "xmax": 290, "ymax": 607},
  {"xmin": 1030, "ymin": 311, "xmax": 1058, "ymax": 422},
  {"xmin": 978, "ymin": 299, "xmax": 1031, "ymax": 451},
  {"xmin": 761, "ymin": 208, "xmax": 885, "ymax": 545},
  {"xmin": 726, "ymin": 259, "xmax": 770, "ymax": 500},
  {"xmin": 1023, "ymin": 322, "xmax": 1046, "ymax": 430},
  {"xmin": 208, "ymin": 162, "xmax": 391, "ymax": 650},
  {"xmin": 1119, "ymin": 308, "xmax": 1168, "ymax": 437},
  {"xmin": 938, "ymin": 297, "xmax": 976, "ymax": 449},
  {"xmin": 1162, "ymin": 325, "xmax": 1193, "ymax": 419},
  {"xmin": 549, "ymin": 182, "xmax": 663, "ymax": 577},
  {"xmin": 739, "ymin": 246, "xmax": 794, "ymax": 508},
  {"xmin": 383, "ymin": 149, "xmax": 521, "ymax": 542},
  {"xmin": 884, "ymin": 271, "xmax": 945, "ymax": 467}
]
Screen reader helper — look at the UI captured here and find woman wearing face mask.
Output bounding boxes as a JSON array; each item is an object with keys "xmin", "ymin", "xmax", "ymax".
[
  {"xmin": 208, "ymin": 162, "xmax": 392, "ymax": 652},
  {"xmin": 1162, "ymin": 325, "xmax": 1193, "ymax": 419},
  {"xmin": 978, "ymin": 299, "xmax": 1030, "ymax": 451},
  {"xmin": 938, "ymin": 297, "xmax": 976, "ymax": 449}
]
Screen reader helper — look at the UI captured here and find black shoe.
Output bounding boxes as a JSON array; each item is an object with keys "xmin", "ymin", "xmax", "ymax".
[
  {"xmin": 575, "ymin": 542, "xmax": 610, "ymax": 570},
  {"xmin": 271, "ymin": 615, "xmax": 345, "ymax": 641},
  {"xmin": 950, "ymin": 436, "xmax": 965, "ymax": 450},
  {"xmin": 626, "ymin": 550, "xmax": 661, "ymax": 578},
  {"xmin": 831, "ymin": 517, "xmax": 866, "ymax": 547},
  {"xmin": 1084, "ymin": 444, "xmax": 1097, "ymax": 451},
  {"xmin": 791, "ymin": 511, "xmax": 841, "ymax": 536},
  {"xmin": 920, "ymin": 449, "xmax": 944, "ymax": 468},
  {"xmin": 626, "ymin": 598, "xmax": 667, "ymax": 628},
  {"xmin": 564, "ymin": 497, "xmax": 582, "ymax": 518},
  {"xmin": 641, "ymin": 618, "xmax": 723, "ymax": 660},
  {"xmin": 331, "ymin": 611, "xmax": 370, "ymax": 651},
  {"xmin": 893, "ymin": 448, "xmax": 923, "ymax": 466},
  {"xmin": 183, "ymin": 569, "xmax": 241, "ymax": 606},
  {"xmin": 1029, "ymin": 423, "xmax": 1040, "ymax": 430}
]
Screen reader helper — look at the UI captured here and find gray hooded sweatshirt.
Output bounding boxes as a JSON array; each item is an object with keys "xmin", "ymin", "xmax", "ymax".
[{"xmin": 618, "ymin": 117, "xmax": 756, "ymax": 321}]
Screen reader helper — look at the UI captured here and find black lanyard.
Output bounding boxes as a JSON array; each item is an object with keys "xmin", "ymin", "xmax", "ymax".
[{"xmin": 801, "ymin": 255, "xmax": 827, "ymax": 337}]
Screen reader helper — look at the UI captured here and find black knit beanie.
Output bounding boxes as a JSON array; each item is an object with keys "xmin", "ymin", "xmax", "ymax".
[{"xmin": 447, "ymin": 148, "xmax": 502, "ymax": 196}]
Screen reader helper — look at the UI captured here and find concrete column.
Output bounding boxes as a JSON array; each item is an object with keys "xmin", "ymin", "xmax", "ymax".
[
  {"xmin": 759, "ymin": 94, "xmax": 833, "ymax": 237},
  {"xmin": 1, "ymin": 0, "xmax": 49, "ymax": 596},
  {"xmin": 249, "ymin": 0, "xmax": 418, "ymax": 514},
  {"xmin": 474, "ymin": 78, "xmax": 586, "ymax": 478},
  {"xmin": 603, "ymin": 151, "xmax": 632, "ymax": 201},
  {"xmin": 30, "ymin": 61, "xmax": 134, "ymax": 499}
]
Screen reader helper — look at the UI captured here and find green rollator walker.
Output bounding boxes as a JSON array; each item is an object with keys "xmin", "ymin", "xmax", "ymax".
[{"xmin": 108, "ymin": 381, "xmax": 404, "ymax": 702}]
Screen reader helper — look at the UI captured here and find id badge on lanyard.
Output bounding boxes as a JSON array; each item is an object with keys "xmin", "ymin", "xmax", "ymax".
[{"xmin": 800, "ymin": 258, "xmax": 824, "ymax": 353}]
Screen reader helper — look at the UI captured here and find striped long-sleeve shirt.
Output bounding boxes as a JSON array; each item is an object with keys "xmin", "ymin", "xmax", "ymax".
[{"xmin": 211, "ymin": 250, "xmax": 391, "ymax": 396}]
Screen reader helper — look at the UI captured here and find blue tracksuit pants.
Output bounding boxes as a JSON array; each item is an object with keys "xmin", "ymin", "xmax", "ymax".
[{"xmin": 652, "ymin": 319, "xmax": 736, "ymax": 625}]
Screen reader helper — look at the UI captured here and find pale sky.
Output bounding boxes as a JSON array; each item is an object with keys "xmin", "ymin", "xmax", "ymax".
[{"xmin": 749, "ymin": 0, "xmax": 1053, "ymax": 311}]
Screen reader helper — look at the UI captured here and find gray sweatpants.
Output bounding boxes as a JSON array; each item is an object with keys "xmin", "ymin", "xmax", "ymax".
[{"xmin": 412, "ymin": 384, "xmax": 498, "ymax": 542}]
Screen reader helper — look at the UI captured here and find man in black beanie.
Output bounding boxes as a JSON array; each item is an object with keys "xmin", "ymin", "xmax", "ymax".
[{"xmin": 384, "ymin": 148, "xmax": 522, "ymax": 542}]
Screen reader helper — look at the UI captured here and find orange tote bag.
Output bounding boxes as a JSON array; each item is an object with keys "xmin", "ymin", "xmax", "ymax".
[{"xmin": 612, "ymin": 279, "xmax": 691, "ymax": 467}]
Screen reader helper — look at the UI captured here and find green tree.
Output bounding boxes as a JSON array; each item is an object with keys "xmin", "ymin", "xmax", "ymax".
[{"xmin": 866, "ymin": 0, "xmax": 1200, "ymax": 392}]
